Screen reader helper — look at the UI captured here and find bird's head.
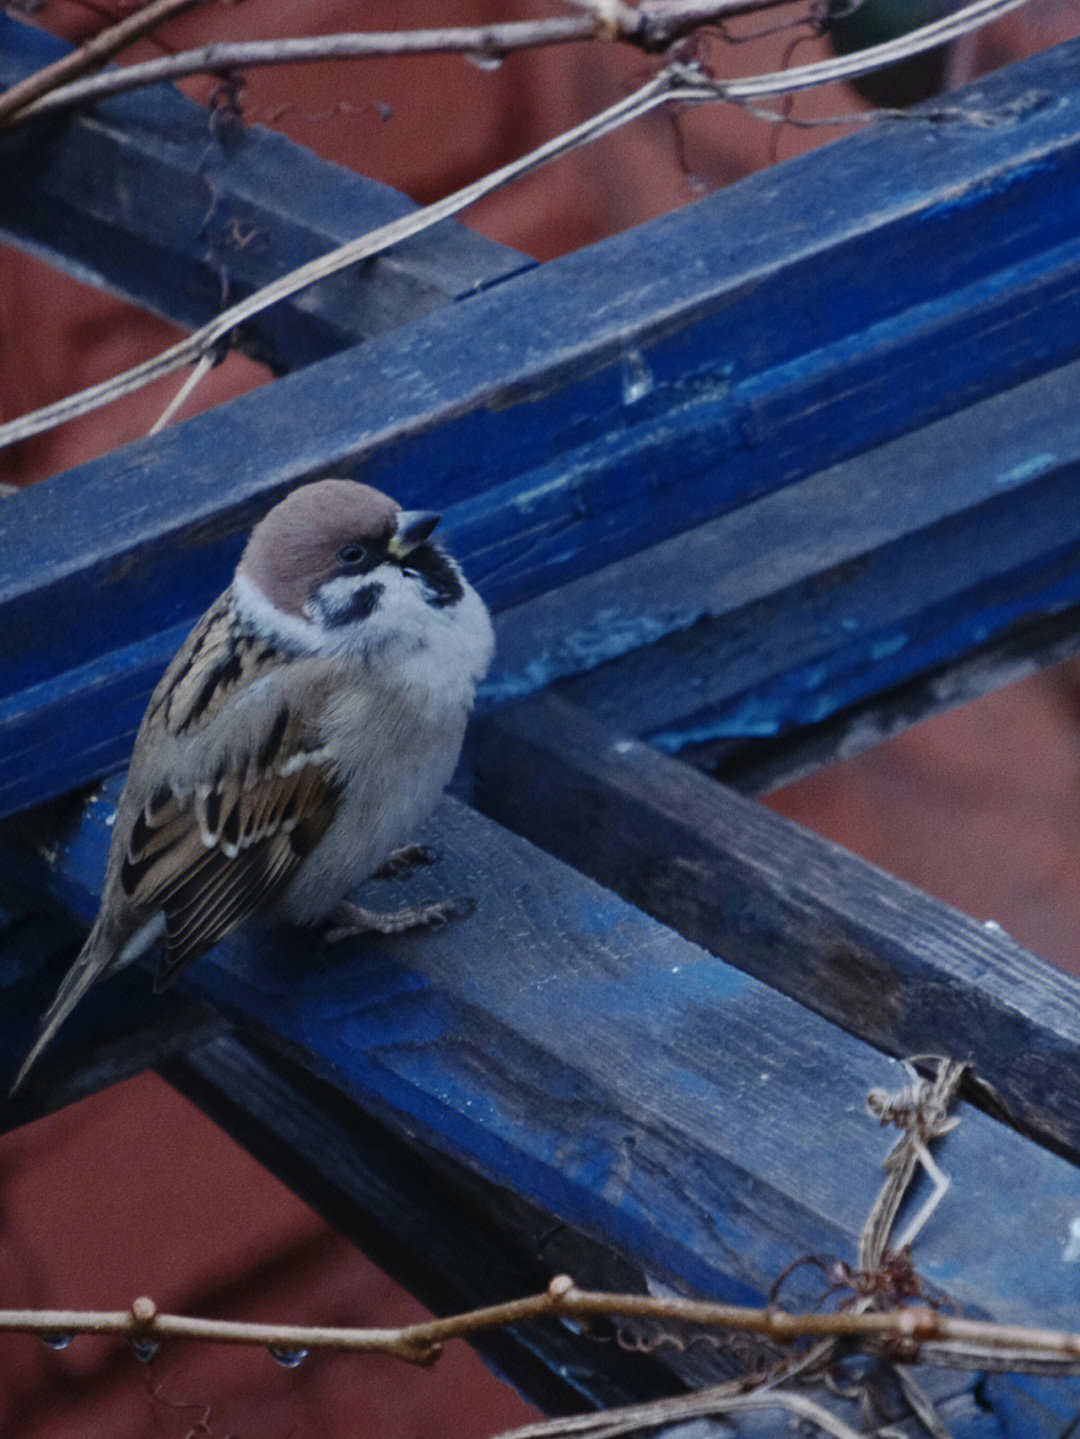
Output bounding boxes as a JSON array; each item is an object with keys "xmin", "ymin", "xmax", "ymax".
[{"xmin": 234, "ymin": 479, "xmax": 470, "ymax": 662}]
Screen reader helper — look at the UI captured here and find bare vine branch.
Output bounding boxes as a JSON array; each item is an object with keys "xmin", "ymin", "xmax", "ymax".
[
  {"xmin": 0, "ymin": 64, "xmax": 712, "ymax": 450},
  {"xmin": 2, "ymin": 0, "xmax": 1032, "ymax": 129},
  {"xmin": 862, "ymin": 1058, "xmax": 965, "ymax": 1268},
  {"xmin": 490, "ymin": 1385, "xmax": 871, "ymax": 1439},
  {"xmin": 6, "ymin": 1278, "xmax": 1080, "ymax": 1375},
  {"xmin": 0, "ymin": 1, "xmax": 793, "ymax": 129},
  {"xmin": 0, "ymin": 0, "xmax": 1036, "ymax": 452},
  {"xmin": 0, "ymin": 0, "xmax": 207, "ymax": 126}
]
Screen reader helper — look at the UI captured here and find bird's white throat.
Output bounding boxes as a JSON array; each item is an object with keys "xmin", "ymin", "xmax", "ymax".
[{"xmin": 232, "ymin": 564, "xmax": 494, "ymax": 715}]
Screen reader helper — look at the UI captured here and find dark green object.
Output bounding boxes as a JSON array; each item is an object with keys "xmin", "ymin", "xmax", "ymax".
[{"xmin": 827, "ymin": 0, "xmax": 967, "ymax": 106}]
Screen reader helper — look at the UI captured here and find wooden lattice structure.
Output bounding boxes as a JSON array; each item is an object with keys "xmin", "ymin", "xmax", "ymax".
[{"xmin": 5, "ymin": 13, "xmax": 1080, "ymax": 1434}]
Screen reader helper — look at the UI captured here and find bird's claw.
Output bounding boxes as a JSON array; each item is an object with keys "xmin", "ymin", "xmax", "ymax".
[
  {"xmin": 372, "ymin": 843, "xmax": 440, "ymax": 880},
  {"xmin": 324, "ymin": 894, "xmax": 474, "ymax": 942}
]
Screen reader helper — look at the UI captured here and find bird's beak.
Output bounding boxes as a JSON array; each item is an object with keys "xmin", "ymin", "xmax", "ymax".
[{"xmin": 389, "ymin": 510, "xmax": 440, "ymax": 558}]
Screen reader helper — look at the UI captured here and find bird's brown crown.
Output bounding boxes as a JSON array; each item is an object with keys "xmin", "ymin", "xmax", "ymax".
[{"xmin": 239, "ymin": 480, "xmax": 400, "ymax": 618}]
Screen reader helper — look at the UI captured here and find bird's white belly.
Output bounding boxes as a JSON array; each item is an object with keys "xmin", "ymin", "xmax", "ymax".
[
  {"xmin": 273, "ymin": 702, "xmax": 466, "ymax": 925},
  {"xmin": 270, "ymin": 580, "xmax": 491, "ymax": 927}
]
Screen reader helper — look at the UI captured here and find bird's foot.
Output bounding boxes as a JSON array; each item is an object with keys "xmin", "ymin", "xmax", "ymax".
[
  {"xmin": 324, "ymin": 895, "xmax": 474, "ymax": 942},
  {"xmin": 372, "ymin": 843, "xmax": 439, "ymax": 880}
]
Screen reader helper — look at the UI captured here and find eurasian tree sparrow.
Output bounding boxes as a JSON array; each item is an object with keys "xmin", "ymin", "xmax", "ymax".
[{"xmin": 12, "ymin": 479, "xmax": 494, "ymax": 1093}]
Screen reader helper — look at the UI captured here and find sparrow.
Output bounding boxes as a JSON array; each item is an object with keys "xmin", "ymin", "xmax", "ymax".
[{"xmin": 12, "ymin": 479, "xmax": 494, "ymax": 1094}]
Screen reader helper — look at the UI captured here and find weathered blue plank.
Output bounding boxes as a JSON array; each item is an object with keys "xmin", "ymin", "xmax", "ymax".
[
  {"xmin": 489, "ymin": 354, "xmax": 1080, "ymax": 754},
  {"xmin": 4, "ymin": 345, "xmax": 1080, "ymax": 817},
  {"xmin": 164, "ymin": 1035, "xmax": 698, "ymax": 1419},
  {"xmin": 0, "ymin": 15, "xmax": 529, "ymax": 369},
  {"xmin": 985, "ymin": 1372, "xmax": 1080, "ymax": 1439},
  {"xmin": 5, "ymin": 37, "xmax": 1080, "ymax": 813},
  {"xmin": 7, "ymin": 781, "xmax": 1080, "ymax": 1393},
  {"xmin": 476, "ymin": 694, "xmax": 1080, "ymax": 1163}
]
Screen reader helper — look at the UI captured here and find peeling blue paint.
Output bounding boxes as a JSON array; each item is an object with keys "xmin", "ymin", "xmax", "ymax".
[
  {"xmin": 621, "ymin": 347, "xmax": 655, "ymax": 406},
  {"xmin": 642, "ymin": 557, "xmax": 1080, "ymax": 757},
  {"xmin": 996, "ymin": 451, "xmax": 1058, "ymax": 487},
  {"xmin": 869, "ymin": 632, "xmax": 909, "ymax": 661},
  {"xmin": 482, "ymin": 607, "xmax": 704, "ymax": 709}
]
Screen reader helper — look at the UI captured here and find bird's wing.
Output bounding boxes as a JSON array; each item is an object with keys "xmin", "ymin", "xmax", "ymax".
[
  {"xmin": 9, "ymin": 594, "xmax": 339, "ymax": 1095},
  {"xmin": 123, "ymin": 704, "xmax": 341, "ymax": 990},
  {"xmin": 141, "ymin": 587, "xmax": 286, "ymax": 739},
  {"xmin": 116, "ymin": 591, "xmax": 344, "ymax": 987}
]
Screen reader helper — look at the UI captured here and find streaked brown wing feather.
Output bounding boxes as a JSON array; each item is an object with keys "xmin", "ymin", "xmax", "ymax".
[
  {"xmin": 142, "ymin": 589, "xmax": 285, "ymax": 740},
  {"xmin": 120, "ymin": 710, "xmax": 340, "ymax": 987},
  {"xmin": 155, "ymin": 835, "xmax": 297, "ymax": 989},
  {"xmin": 151, "ymin": 762, "xmax": 338, "ymax": 987}
]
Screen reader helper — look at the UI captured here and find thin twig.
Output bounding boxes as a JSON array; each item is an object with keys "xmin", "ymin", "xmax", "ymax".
[
  {"xmin": 0, "ymin": 65, "xmax": 705, "ymax": 450},
  {"xmin": 6, "ymin": 1279, "xmax": 1080, "ymax": 1373},
  {"xmin": 0, "ymin": 0, "xmax": 1035, "ymax": 451},
  {"xmin": 892, "ymin": 1366, "xmax": 954, "ymax": 1439},
  {"xmin": 0, "ymin": 2, "xmax": 787, "ymax": 128},
  {"xmin": 3, "ymin": 0, "xmax": 1032, "ymax": 129},
  {"xmin": 0, "ymin": 0, "xmax": 207, "ymax": 126},
  {"xmin": 708, "ymin": 0, "xmax": 1030, "ymax": 99},
  {"xmin": 148, "ymin": 349, "xmax": 216, "ymax": 434},
  {"xmin": 861, "ymin": 1058, "xmax": 966, "ymax": 1269}
]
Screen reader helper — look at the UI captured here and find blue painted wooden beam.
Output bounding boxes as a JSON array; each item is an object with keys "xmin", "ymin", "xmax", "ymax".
[
  {"xmin": 6, "ymin": 37, "xmax": 1080, "ymax": 814},
  {"xmin": 159, "ymin": 1044, "xmax": 1000, "ymax": 1433},
  {"xmin": 0, "ymin": 15, "xmax": 529, "ymax": 370},
  {"xmin": 5, "ymin": 345, "xmax": 1080, "ymax": 819},
  {"xmin": 163, "ymin": 1035, "xmax": 699, "ymax": 1419},
  {"xmin": 489, "ymin": 353, "xmax": 1080, "ymax": 757},
  {"xmin": 476, "ymin": 694, "xmax": 1080, "ymax": 1163},
  {"xmin": 5, "ymin": 780, "xmax": 1080, "ymax": 1439}
]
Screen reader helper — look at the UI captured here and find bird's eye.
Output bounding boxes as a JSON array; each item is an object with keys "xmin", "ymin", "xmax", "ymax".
[{"xmin": 337, "ymin": 542, "xmax": 368, "ymax": 568}]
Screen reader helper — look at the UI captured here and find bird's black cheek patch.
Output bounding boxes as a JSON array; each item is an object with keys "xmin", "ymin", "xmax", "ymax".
[
  {"xmin": 321, "ymin": 580, "xmax": 384, "ymax": 627},
  {"xmin": 405, "ymin": 544, "xmax": 464, "ymax": 608}
]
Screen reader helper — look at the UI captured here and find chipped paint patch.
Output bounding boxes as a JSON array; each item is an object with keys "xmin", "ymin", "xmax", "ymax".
[
  {"xmin": 869, "ymin": 632, "xmax": 909, "ymax": 662},
  {"xmin": 621, "ymin": 347, "xmax": 655, "ymax": 406},
  {"xmin": 995, "ymin": 452, "xmax": 1057, "ymax": 487}
]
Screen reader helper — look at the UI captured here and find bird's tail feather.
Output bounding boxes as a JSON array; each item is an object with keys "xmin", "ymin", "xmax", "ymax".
[{"xmin": 9, "ymin": 921, "xmax": 112, "ymax": 1096}]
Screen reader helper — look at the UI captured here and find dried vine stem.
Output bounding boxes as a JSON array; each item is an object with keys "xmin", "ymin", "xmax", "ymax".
[
  {"xmin": 0, "ymin": 0, "xmax": 1034, "ymax": 451},
  {"xmin": 0, "ymin": 63, "xmax": 717, "ymax": 451},
  {"xmin": 490, "ymin": 1384, "xmax": 870, "ymax": 1439},
  {"xmin": 4, "ymin": 0, "xmax": 1031, "ymax": 128},
  {"xmin": 6, "ymin": 1277, "xmax": 1080, "ymax": 1374},
  {"xmin": 0, "ymin": 0, "xmax": 794, "ymax": 129},
  {"xmin": 862, "ymin": 1058, "xmax": 966, "ymax": 1267},
  {"xmin": 0, "ymin": 0, "xmax": 206, "ymax": 126}
]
